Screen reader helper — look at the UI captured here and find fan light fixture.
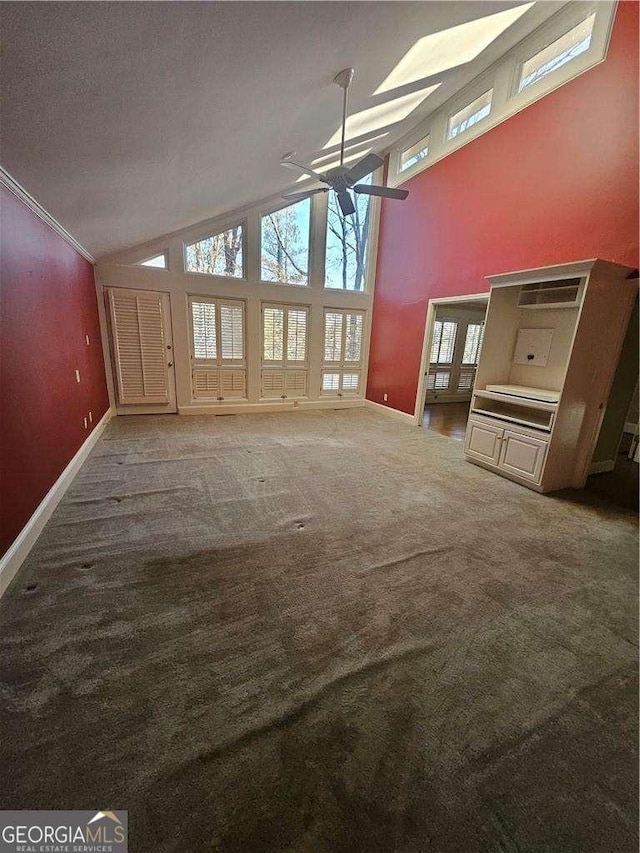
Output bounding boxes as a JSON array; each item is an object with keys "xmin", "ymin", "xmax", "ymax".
[{"xmin": 279, "ymin": 68, "xmax": 409, "ymax": 216}]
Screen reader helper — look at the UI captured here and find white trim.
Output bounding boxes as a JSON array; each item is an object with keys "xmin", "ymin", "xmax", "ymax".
[
  {"xmin": 178, "ymin": 398, "xmax": 365, "ymax": 416},
  {"xmin": 487, "ymin": 258, "xmax": 597, "ymax": 287},
  {"xmin": 414, "ymin": 293, "xmax": 490, "ymax": 424},
  {"xmin": 0, "ymin": 409, "xmax": 113, "ymax": 598},
  {"xmin": 0, "ymin": 165, "xmax": 95, "ymax": 263},
  {"xmin": 388, "ymin": 1, "xmax": 616, "ymax": 188},
  {"xmin": 365, "ymin": 399, "xmax": 417, "ymax": 424}
]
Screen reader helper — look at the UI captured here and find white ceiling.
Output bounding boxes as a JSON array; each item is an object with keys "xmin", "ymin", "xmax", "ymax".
[{"xmin": 1, "ymin": 1, "xmax": 563, "ymax": 259}]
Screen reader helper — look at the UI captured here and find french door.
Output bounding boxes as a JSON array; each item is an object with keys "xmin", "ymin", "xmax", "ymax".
[
  {"xmin": 426, "ymin": 318, "xmax": 484, "ymax": 401},
  {"xmin": 107, "ymin": 287, "xmax": 177, "ymax": 414}
]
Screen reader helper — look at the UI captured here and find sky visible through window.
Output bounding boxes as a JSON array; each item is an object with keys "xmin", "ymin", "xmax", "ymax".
[
  {"xmin": 261, "ymin": 199, "xmax": 310, "ymax": 286},
  {"xmin": 186, "ymin": 227, "xmax": 243, "ymax": 277},
  {"xmin": 519, "ymin": 13, "xmax": 595, "ymax": 92},
  {"xmin": 325, "ymin": 175, "xmax": 372, "ymax": 291}
]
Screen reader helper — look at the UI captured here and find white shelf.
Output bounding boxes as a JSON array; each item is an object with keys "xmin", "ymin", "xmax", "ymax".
[
  {"xmin": 470, "ymin": 407, "xmax": 553, "ymax": 433},
  {"xmin": 484, "ymin": 384, "xmax": 560, "ymax": 403},
  {"xmin": 475, "ymin": 389, "xmax": 557, "ymax": 412}
]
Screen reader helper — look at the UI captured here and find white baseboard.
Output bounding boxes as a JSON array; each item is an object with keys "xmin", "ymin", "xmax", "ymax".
[
  {"xmin": 0, "ymin": 408, "xmax": 114, "ymax": 598},
  {"xmin": 365, "ymin": 399, "xmax": 417, "ymax": 424},
  {"xmin": 588, "ymin": 459, "xmax": 616, "ymax": 475},
  {"xmin": 178, "ymin": 399, "xmax": 366, "ymax": 416}
]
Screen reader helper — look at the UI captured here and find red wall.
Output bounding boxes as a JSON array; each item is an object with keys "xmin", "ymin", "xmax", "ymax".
[
  {"xmin": 367, "ymin": 2, "xmax": 639, "ymax": 415},
  {"xmin": 0, "ymin": 186, "xmax": 110, "ymax": 556}
]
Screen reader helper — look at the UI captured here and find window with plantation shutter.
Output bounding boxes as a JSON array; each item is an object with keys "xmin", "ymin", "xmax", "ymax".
[
  {"xmin": 261, "ymin": 302, "xmax": 309, "ymax": 399},
  {"xmin": 287, "ymin": 309, "xmax": 307, "ymax": 361},
  {"xmin": 220, "ymin": 304, "xmax": 244, "ymax": 361},
  {"xmin": 345, "ymin": 314, "xmax": 363, "ymax": 362},
  {"xmin": 324, "ymin": 312, "xmax": 343, "ymax": 362},
  {"xmin": 263, "ymin": 307, "xmax": 284, "ymax": 361},
  {"xmin": 109, "ymin": 288, "xmax": 169, "ymax": 405},
  {"xmin": 192, "ymin": 301, "xmax": 217, "ymax": 359},
  {"xmin": 321, "ymin": 309, "xmax": 365, "ymax": 396},
  {"xmin": 262, "ymin": 303, "xmax": 309, "ymax": 366},
  {"xmin": 431, "ymin": 320, "xmax": 457, "ymax": 364},
  {"xmin": 427, "ymin": 312, "xmax": 485, "ymax": 400},
  {"xmin": 457, "ymin": 368, "xmax": 476, "ymax": 392},
  {"xmin": 462, "ymin": 323, "xmax": 484, "ymax": 365},
  {"xmin": 189, "ymin": 295, "xmax": 246, "ymax": 400},
  {"xmin": 427, "ymin": 370, "xmax": 451, "ymax": 391}
]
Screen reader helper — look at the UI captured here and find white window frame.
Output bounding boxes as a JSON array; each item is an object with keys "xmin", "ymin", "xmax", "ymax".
[
  {"xmin": 323, "ymin": 172, "xmax": 378, "ymax": 294},
  {"xmin": 446, "ymin": 89, "xmax": 493, "ymax": 141},
  {"xmin": 399, "ymin": 134, "xmax": 430, "ymax": 173},
  {"xmin": 321, "ymin": 308, "xmax": 365, "ymax": 397},
  {"xmin": 138, "ymin": 252, "xmax": 168, "ymax": 270},
  {"xmin": 261, "ymin": 302, "xmax": 310, "ymax": 367},
  {"xmin": 183, "ymin": 221, "xmax": 247, "ymax": 280},
  {"xmin": 188, "ymin": 294, "xmax": 246, "ymax": 367},
  {"xmin": 259, "ymin": 197, "xmax": 313, "ymax": 288},
  {"xmin": 388, "ymin": 1, "xmax": 616, "ymax": 188}
]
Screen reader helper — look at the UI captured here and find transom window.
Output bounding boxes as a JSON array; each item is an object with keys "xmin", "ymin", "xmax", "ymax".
[
  {"xmin": 261, "ymin": 198, "xmax": 310, "ymax": 286},
  {"xmin": 447, "ymin": 90, "xmax": 493, "ymax": 140},
  {"xmin": 139, "ymin": 253, "xmax": 167, "ymax": 269},
  {"xmin": 400, "ymin": 134, "xmax": 430, "ymax": 171},
  {"xmin": 518, "ymin": 13, "xmax": 596, "ymax": 92},
  {"xmin": 185, "ymin": 225, "xmax": 244, "ymax": 278}
]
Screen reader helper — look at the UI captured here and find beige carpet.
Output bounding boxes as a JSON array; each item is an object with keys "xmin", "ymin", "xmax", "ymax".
[{"xmin": 1, "ymin": 409, "xmax": 637, "ymax": 852}]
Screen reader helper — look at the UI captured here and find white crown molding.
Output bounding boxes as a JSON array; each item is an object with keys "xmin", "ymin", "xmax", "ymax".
[{"xmin": 0, "ymin": 165, "xmax": 95, "ymax": 263}]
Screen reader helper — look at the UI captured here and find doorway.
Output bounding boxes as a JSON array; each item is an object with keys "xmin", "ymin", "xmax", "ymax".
[
  {"xmin": 106, "ymin": 287, "xmax": 177, "ymax": 415},
  {"xmin": 414, "ymin": 294, "xmax": 489, "ymax": 439}
]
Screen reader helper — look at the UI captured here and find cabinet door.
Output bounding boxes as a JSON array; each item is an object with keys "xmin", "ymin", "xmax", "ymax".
[
  {"xmin": 465, "ymin": 419, "xmax": 503, "ymax": 465},
  {"xmin": 499, "ymin": 430, "xmax": 548, "ymax": 482}
]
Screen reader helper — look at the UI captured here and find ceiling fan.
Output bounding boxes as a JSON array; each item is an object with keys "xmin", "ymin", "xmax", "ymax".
[{"xmin": 280, "ymin": 67, "xmax": 409, "ymax": 216}]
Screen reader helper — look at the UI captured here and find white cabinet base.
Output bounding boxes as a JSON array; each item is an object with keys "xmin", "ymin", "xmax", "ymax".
[
  {"xmin": 499, "ymin": 429, "xmax": 548, "ymax": 482},
  {"xmin": 465, "ymin": 419, "xmax": 503, "ymax": 465},
  {"xmin": 464, "ymin": 415, "xmax": 549, "ymax": 491}
]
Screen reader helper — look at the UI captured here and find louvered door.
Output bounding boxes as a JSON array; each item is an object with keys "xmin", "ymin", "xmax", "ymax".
[{"xmin": 108, "ymin": 288, "xmax": 176, "ymax": 413}]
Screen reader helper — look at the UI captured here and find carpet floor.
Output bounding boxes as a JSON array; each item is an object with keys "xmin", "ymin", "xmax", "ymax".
[{"xmin": 1, "ymin": 409, "xmax": 637, "ymax": 852}]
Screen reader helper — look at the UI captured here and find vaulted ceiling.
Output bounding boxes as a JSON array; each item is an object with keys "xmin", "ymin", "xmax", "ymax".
[{"xmin": 1, "ymin": 1, "xmax": 563, "ymax": 258}]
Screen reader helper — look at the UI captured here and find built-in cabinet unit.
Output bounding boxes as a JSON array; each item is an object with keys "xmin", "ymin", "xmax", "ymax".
[{"xmin": 464, "ymin": 260, "xmax": 637, "ymax": 492}]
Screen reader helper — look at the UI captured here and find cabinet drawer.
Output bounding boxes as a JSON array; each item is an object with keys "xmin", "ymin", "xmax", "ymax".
[
  {"xmin": 499, "ymin": 429, "xmax": 548, "ymax": 482},
  {"xmin": 465, "ymin": 418, "xmax": 503, "ymax": 465}
]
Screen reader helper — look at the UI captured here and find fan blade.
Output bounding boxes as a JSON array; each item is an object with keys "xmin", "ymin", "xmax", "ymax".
[
  {"xmin": 346, "ymin": 152, "xmax": 384, "ymax": 183},
  {"xmin": 282, "ymin": 188, "xmax": 329, "ymax": 202},
  {"xmin": 280, "ymin": 160, "xmax": 327, "ymax": 182},
  {"xmin": 336, "ymin": 190, "xmax": 355, "ymax": 216},
  {"xmin": 354, "ymin": 184, "xmax": 409, "ymax": 200}
]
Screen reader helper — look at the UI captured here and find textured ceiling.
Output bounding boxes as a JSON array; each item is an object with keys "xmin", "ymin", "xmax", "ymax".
[{"xmin": 0, "ymin": 1, "xmax": 562, "ymax": 258}]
